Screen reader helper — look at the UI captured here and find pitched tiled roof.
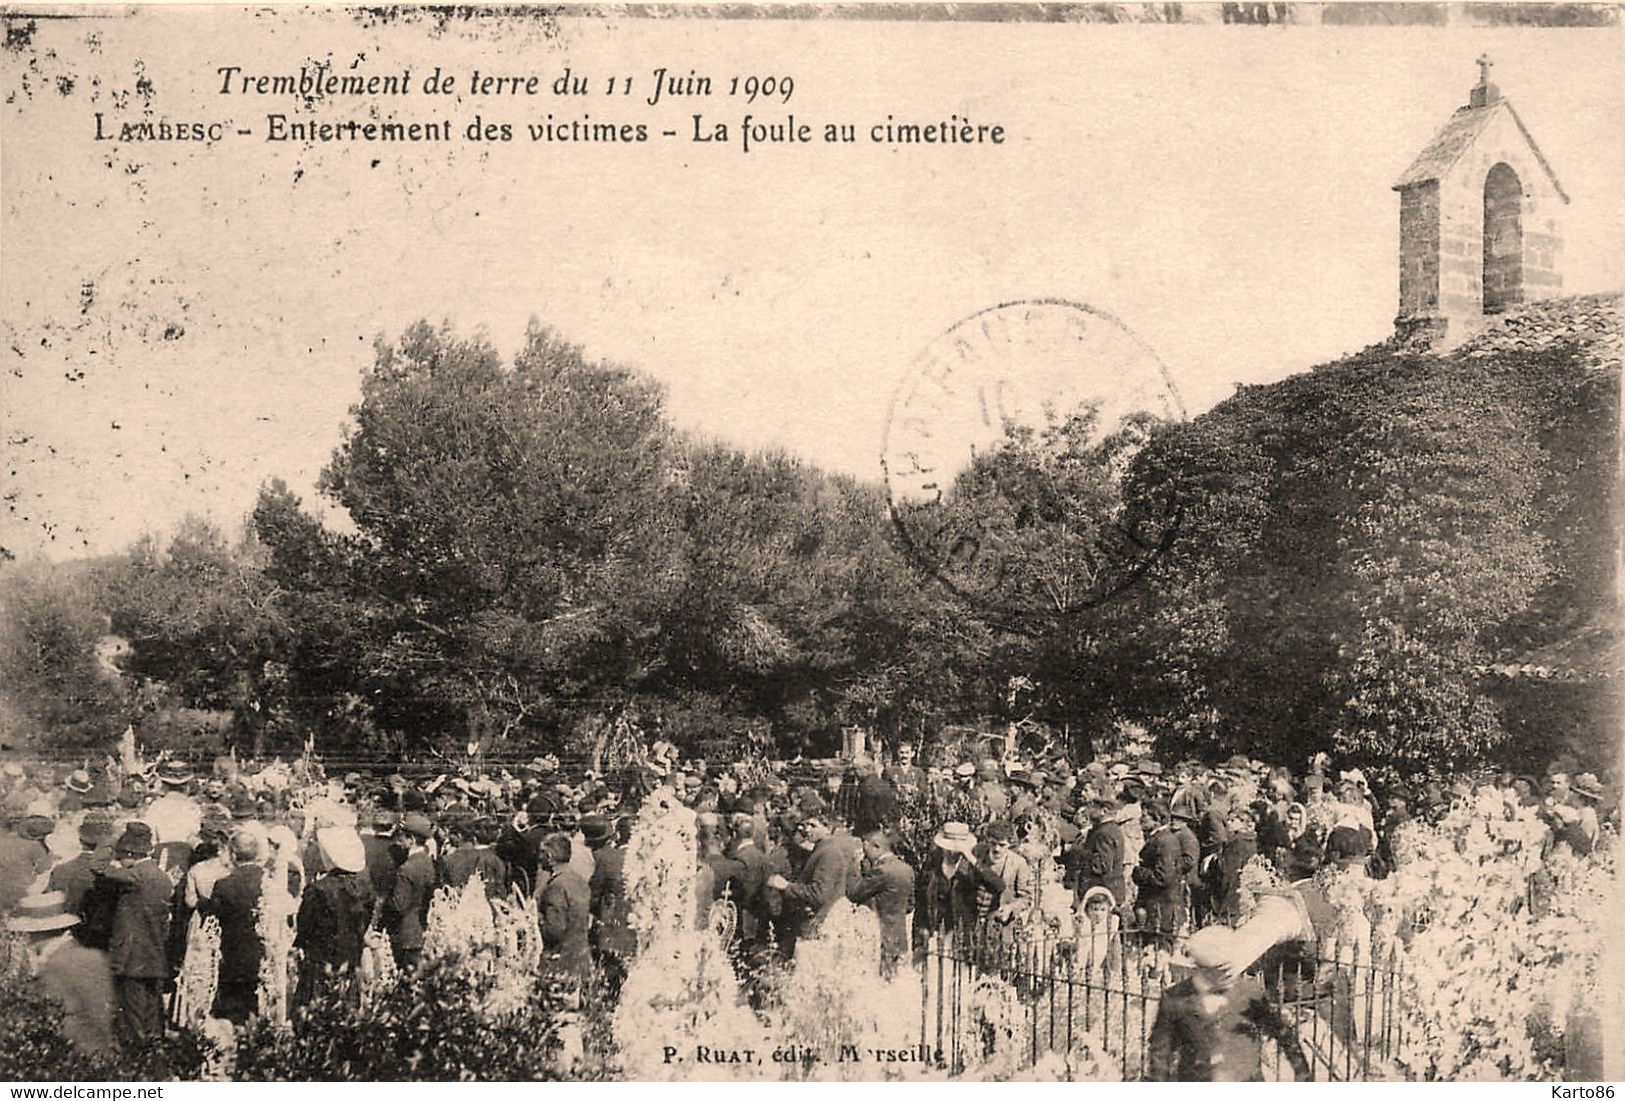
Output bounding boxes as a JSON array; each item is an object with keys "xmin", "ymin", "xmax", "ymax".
[{"xmin": 1458, "ymin": 292, "xmax": 1622, "ymax": 367}]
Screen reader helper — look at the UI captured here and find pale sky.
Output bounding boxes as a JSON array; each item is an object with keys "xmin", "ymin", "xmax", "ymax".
[{"xmin": 4, "ymin": 7, "xmax": 1622, "ymax": 558}]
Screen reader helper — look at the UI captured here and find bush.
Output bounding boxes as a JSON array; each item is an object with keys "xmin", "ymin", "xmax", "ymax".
[{"xmin": 232, "ymin": 956, "xmax": 572, "ymax": 1081}]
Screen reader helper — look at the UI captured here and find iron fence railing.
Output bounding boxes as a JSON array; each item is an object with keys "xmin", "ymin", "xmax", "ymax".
[{"xmin": 916, "ymin": 923, "xmax": 1409, "ymax": 1081}]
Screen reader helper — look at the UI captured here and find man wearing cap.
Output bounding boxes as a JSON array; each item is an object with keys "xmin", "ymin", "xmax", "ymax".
[
  {"xmin": 98, "ymin": 822, "xmax": 172, "ymax": 1047},
  {"xmin": 381, "ymin": 811, "xmax": 437, "ymax": 970},
  {"xmin": 915, "ymin": 821, "xmax": 1003, "ymax": 952},
  {"xmin": 1147, "ymin": 925, "xmax": 1310, "ymax": 1081},
  {"xmin": 7, "ymin": 890, "xmax": 116, "ymax": 1057},
  {"xmin": 980, "ymin": 821, "xmax": 1034, "ymax": 924},
  {"xmin": 0, "ymin": 800, "xmax": 57, "ymax": 913},
  {"xmin": 295, "ymin": 827, "xmax": 375, "ymax": 1008}
]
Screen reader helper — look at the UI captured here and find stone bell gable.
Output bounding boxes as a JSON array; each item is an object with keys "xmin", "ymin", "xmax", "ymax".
[{"xmin": 1393, "ymin": 58, "xmax": 1568, "ymax": 347}]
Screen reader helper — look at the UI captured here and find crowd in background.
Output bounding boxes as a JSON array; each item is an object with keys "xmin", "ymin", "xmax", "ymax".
[{"xmin": 0, "ymin": 740, "xmax": 1613, "ymax": 1064}]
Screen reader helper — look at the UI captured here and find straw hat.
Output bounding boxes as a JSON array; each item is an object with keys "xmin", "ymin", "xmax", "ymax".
[
  {"xmin": 64, "ymin": 769, "xmax": 93, "ymax": 794},
  {"xmin": 933, "ymin": 821, "xmax": 977, "ymax": 856},
  {"xmin": 1572, "ymin": 773, "xmax": 1603, "ymax": 801},
  {"xmin": 6, "ymin": 890, "xmax": 80, "ymax": 933}
]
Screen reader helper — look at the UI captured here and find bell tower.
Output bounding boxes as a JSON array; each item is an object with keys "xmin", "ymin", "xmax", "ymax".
[{"xmin": 1393, "ymin": 59, "xmax": 1568, "ymax": 346}]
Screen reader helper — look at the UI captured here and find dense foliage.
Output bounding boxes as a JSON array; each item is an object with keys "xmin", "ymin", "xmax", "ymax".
[
  {"xmin": 232, "ymin": 956, "xmax": 572, "ymax": 1081},
  {"xmin": 4, "ymin": 313, "xmax": 1615, "ymax": 779}
]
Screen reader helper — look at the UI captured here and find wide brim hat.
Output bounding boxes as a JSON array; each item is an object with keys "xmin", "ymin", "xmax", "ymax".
[
  {"xmin": 1009, "ymin": 770, "xmax": 1036, "ymax": 788},
  {"xmin": 1572, "ymin": 773, "xmax": 1603, "ymax": 801},
  {"xmin": 6, "ymin": 890, "xmax": 80, "ymax": 933},
  {"xmin": 933, "ymin": 821, "xmax": 977, "ymax": 856},
  {"xmin": 316, "ymin": 827, "xmax": 366, "ymax": 873},
  {"xmin": 954, "ymin": 762, "xmax": 977, "ymax": 778},
  {"xmin": 157, "ymin": 760, "xmax": 194, "ymax": 786},
  {"xmin": 64, "ymin": 769, "xmax": 93, "ymax": 794}
]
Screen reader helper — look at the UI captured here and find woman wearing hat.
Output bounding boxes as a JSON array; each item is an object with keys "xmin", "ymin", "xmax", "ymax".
[
  {"xmin": 6, "ymin": 890, "xmax": 116, "ymax": 1058},
  {"xmin": 294, "ymin": 827, "xmax": 375, "ymax": 1009}
]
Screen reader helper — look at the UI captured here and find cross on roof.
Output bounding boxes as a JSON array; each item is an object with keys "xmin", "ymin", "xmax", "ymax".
[{"xmin": 1477, "ymin": 53, "xmax": 1493, "ymax": 86}]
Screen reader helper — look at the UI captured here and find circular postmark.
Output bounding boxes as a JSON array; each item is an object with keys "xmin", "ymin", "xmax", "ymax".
[{"xmin": 880, "ymin": 298, "xmax": 1186, "ymax": 631}]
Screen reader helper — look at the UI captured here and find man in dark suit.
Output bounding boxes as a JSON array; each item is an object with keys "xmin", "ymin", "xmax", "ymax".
[
  {"xmin": 1147, "ymin": 925, "xmax": 1309, "ymax": 1081},
  {"xmin": 361, "ymin": 810, "xmax": 402, "ymax": 907},
  {"xmin": 537, "ymin": 833, "xmax": 592, "ymax": 987},
  {"xmin": 915, "ymin": 821, "xmax": 1004, "ymax": 953},
  {"xmin": 846, "ymin": 826, "xmax": 915, "ymax": 975},
  {"xmin": 767, "ymin": 813, "xmax": 861, "ymax": 954},
  {"xmin": 1071, "ymin": 796, "xmax": 1126, "ymax": 906},
  {"xmin": 724, "ymin": 804, "xmax": 770, "ymax": 951},
  {"xmin": 1132, "ymin": 799, "xmax": 1184, "ymax": 944},
  {"xmin": 100, "ymin": 822, "xmax": 172, "ymax": 1048},
  {"xmin": 197, "ymin": 830, "xmax": 266, "ymax": 1024},
  {"xmin": 381, "ymin": 812, "xmax": 437, "ymax": 971},
  {"xmin": 582, "ymin": 815, "xmax": 633, "ymax": 993},
  {"xmin": 48, "ymin": 811, "xmax": 116, "ymax": 917}
]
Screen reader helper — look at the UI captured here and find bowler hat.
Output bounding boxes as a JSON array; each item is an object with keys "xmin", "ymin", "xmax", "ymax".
[
  {"xmin": 79, "ymin": 810, "xmax": 116, "ymax": 846},
  {"xmin": 114, "ymin": 821, "xmax": 154, "ymax": 857},
  {"xmin": 579, "ymin": 815, "xmax": 613, "ymax": 845}
]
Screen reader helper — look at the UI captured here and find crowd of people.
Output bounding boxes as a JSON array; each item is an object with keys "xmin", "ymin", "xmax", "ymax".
[{"xmin": 0, "ymin": 740, "xmax": 1613, "ymax": 1073}]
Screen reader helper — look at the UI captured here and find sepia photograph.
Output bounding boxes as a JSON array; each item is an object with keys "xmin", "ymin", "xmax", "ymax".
[{"xmin": 1, "ymin": 1, "xmax": 1622, "ymax": 1084}]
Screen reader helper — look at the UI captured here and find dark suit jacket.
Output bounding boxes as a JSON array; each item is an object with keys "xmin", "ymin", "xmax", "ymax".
[
  {"xmin": 538, "ymin": 866, "xmax": 592, "ymax": 980},
  {"xmin": 1072, "ymin": 819, "xmax": 1126, "ymax": 904},
  {"xmin": 103, "ymin": 858, "xmax": 173, "ymax": 979},
  {"xmin": 48, "ymin": 848, "xmax": 112, "ymax": 916},
  {"xmin": 726, "ymin": 840, "xmax": 770, "ymax": 943},
  {"xmin": 199, "ymin": 864, "xmax": 265, "ymax": 984},
  {"xmin": 440, "ymin": 844, "xmax": 507, "ymax": 897},
  {"xmin": 587, "ymin": 844, "xmax": 635, "ymax": 957},
  {"xmin": 1132, "ymin": 828, "xmax": 1184, "ymax": 934},
  {"xmin": 847, "ymin": 852, "xmax": 915, "ymax": 962},
  {"xmin": 780, "ymin": 834, "xmax": 860, "ymax": 937},
  {"xmin": 361, "ymin": 833, "xmax": 401, "ymax": 902},
  {"xmin": 917, "ymin": 854, "xmax": 1003, "ymax": 945},
  {"xmin": 383, "ymin": 849, "xmax": 437, "ymax": 951}
]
